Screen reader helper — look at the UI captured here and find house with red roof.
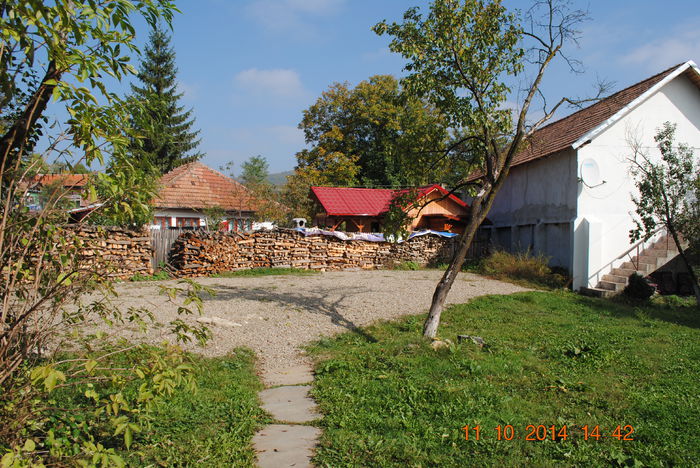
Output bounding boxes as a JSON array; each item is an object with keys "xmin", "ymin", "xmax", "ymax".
[
  {"xmin": 153, "ymin": 162, "xmax": 258, "ymax": 231},
  {"xmin": 310, "ymin": 184, "xmax": 470, "ymax": 234},
  {"xmin": 26, "ymin": 173, "xmax": 92, "ymax": 210},
  {"xmin": 471, "ymin": 60, "xmax": 700, "ymax": 294}
]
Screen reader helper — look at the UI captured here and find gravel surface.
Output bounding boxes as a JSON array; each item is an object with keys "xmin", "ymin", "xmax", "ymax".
[{"xmin": 87, "ymin": 270, "xmax": 528, "ymax": 385}]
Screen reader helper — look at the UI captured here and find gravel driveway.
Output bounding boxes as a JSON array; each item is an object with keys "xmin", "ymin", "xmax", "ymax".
[{"xmin": 95, "ymin": 270, "xmax": 527, "ymax": 385}]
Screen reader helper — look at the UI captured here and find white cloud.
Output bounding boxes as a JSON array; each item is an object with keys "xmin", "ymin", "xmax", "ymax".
[
  {"xmin": 234, "ymin": 68, "xmax": 306, "ymax": 98},
  {"xmin": 245, "ymin": 0, "xmax": 345, "ymax": 35},
  {"xmin": 621, "ymin": 20, "xmax": 700, "ymax": 71}
]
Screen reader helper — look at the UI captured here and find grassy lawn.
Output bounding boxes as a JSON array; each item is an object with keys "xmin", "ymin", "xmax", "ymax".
[
  {"xmin": 49, "ymin": 348, "xmax": 268, "ymax": 467},
  {"xmin": 211, "ymin": 267, "xmax": 319, "ymax": 278},
  {"xmin": 308, "ymin": 291, "xmax": 700, "ymax": 467},
  {"xmin": 124, "ymin": 349, "xmax": 269, "ymax": 466}
]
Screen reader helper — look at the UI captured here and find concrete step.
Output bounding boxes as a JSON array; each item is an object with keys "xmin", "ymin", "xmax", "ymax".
[
  {"xmin": 634, "ymin": 255, "xmax": 660, "ymax": 266},
  {"xmin": 611, "ymin": 267, "xmax": 645, "ymax": 277},
  {"xmin": 621, "ymin": 262, "xmax": 654, "ymax": 273},
  {"xmin": 580, "ymin": 287, "xmax": 616, "ymax": 298},
  {"xmin": 643, "ymin": 249, "xmax": 672, "ymax": 258},
  {"xmin": 598, "ymin": 280, "xmax": 625, "ymax": 292},
  {"xmin": 602, "ymin": 274, "xmax": 628, "ymax": 285}
]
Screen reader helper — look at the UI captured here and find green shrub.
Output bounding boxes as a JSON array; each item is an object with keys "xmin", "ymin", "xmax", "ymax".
[
  {"xmin": 479, "ymin": 250, "xmax": 567, "ymax": 288},
  {"xmin": 393, "ymin": 260, "xmax": 421, "ymax": 271},
  {"xmin": 130, "ymin": 270, "xmax": 171, "ymax": 282},
  {"xmin": 624, "ymin": 273, "xmax": 656, "ymax": 300}
]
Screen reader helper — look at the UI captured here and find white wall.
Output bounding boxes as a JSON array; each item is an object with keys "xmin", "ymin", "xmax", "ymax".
[
  {"xmin": 574, "ymin": 73, "xmax": 700, "ymax": 288},
  {"xmin": 485, "ymin": 149, "xmax": 578, "ymax": 269}
]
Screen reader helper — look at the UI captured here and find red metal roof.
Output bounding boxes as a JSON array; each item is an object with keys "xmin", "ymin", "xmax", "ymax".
[{"xmin": 311, "ymin": 184, "xmax": 467, "ymax": 216}]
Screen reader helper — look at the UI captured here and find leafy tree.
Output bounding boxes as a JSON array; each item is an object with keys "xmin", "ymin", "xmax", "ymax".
[
  {"xmin": 374, "ymin": 0, "xmax": 593, "ymax": 338},
  {"xmin": 629, "ymin": 122, "xmax": 700, "ymax": 304},
  {"xmin": 129, "ymin": 27, "xmax": 202, "ymax": 174},
  {"xmin": 0, "ymin": 2, "xmax": 213, "ymax": 464},
  {"xmin": 298, "ymin": 74, "xmax": 451, "ymax": 187},
  {"xmin": 241, "ymin": 155, "xmax": 270, "ymax": 187}
]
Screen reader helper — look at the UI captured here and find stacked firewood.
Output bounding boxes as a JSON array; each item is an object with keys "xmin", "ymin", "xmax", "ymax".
[
  {"xmin": 70, "ymin": 225, "xmax": 153, "ymax": 279},
  {"xmin": 169, "ymin": 229, "xmax": 456, "ymax": 276}
]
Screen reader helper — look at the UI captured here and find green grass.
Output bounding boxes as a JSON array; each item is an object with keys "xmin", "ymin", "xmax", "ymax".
[
  {"xmin": 211, "ymin": 267, "xmax": 319, "ymax": 278},
  {"xmin": 129, "ymin": 270, "xmax": 171, "ymax": 281},
  {"xmin": 307, "ymin": 291, "xmax": 700, "ymax": 467},
  {"xmin": 125, "ymin": 349, "xmax": 268, "ymax": 466},
  {"xmin": 50, "ymin": 348, "xmax": 268, "ymax": 467}
]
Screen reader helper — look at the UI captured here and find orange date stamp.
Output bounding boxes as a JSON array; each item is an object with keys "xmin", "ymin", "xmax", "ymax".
[{"xmin": 462, "ymin": 424, "xmax": 635, "ymax": 441}]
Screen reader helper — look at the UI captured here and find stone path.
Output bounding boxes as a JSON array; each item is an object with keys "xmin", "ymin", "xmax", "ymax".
[{"xmin": 253, "ymin": 364, "xmax": 321, "ymax": 468}]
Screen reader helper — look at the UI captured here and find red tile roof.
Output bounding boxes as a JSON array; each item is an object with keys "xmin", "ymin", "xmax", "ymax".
[
  {"xmin": 155, "ymin": 162, "xmax": 257, "ymax": 212},
  {"xmin": 32, "ymin": 174, "xmax": 89, "ymax": 187},
  {"xmin": 467, "ymin": 61, "xmax": 700, "ymax": 180},
  {"xmin": 311, "ymin": 184, "xmax": 467, "ymax": 216}
]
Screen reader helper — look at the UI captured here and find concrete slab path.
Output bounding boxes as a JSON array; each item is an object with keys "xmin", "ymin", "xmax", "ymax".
[{"xmin": 254, "ymin": 365, "xmax": 322, "ymax": 467}]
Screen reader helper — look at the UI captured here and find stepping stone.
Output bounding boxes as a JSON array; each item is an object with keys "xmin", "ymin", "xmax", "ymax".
[
  {"xmin": 259, "ymin": 385, "xmax": 320, "ymax": 423},
  {"xmin": 265, "ymin": 364, "xmax": 314, "ymax": 386},
  {"xmin": 253, "ymin": 424, "xmax": 321, "ymax": 468}
]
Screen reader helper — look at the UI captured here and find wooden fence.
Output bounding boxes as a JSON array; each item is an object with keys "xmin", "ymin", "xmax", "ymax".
[{"xmin": 150, "ymin": 228, "xmax": 187, "ymax": 269}]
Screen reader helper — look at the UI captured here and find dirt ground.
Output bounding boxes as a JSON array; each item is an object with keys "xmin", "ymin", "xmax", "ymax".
[{"xmin": 83, "ymin": 270, "xmax": 527, "ymax": 385}]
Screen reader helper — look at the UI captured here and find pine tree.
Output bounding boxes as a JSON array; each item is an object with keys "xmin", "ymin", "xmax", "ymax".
[{"xmin": 129, "ymin": 27, "xmax": 202, "ymax": 174}]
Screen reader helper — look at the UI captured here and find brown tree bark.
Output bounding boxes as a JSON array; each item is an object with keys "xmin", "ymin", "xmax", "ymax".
[
  {"xmin": 668, "ymin": 226, "xmax": 700, "ymax": 305},
  {"xmin": 0, "ymin": 60, "xmax": 60, "ymax": 177}
]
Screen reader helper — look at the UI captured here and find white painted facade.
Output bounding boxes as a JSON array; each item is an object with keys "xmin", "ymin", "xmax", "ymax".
[
  {"xmin": 486, "ymin": 62, "xmax": 700, "ymax": 290},
  {"xmin": 151, "ymin": 208, "xmax": 254, "ymax": 232}
]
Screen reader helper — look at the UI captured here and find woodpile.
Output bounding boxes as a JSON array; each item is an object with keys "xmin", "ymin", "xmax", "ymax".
[
  {"xmin": 169, "ymin": 229, "xmax": 456, "ymax": 277},
  {"xmin": 69, "ymin": 225, "xmax": 153, "ymax": 279}
]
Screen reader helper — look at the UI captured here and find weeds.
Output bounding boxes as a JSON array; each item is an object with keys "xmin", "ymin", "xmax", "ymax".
[{"xmin": 478, "ymin": 250, "xmax": 568, "ymax": 288}]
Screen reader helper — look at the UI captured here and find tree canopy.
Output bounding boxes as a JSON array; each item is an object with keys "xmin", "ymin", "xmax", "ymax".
[
  {"xmin": 297, "ymin": 74, "xmax": 453, "ymax": 188},
  {"xmin": 375, "ymin": 0, "xmax": 590, "ymax": 338},
  {"xmin": 129, "ymin": 27, "xmax": 202, "ymax": 174}
]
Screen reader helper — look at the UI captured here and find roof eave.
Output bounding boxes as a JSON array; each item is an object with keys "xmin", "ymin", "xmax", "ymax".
[{"xmin": 572, "ymin": 60, "xmax": 700, "ymax": 150}]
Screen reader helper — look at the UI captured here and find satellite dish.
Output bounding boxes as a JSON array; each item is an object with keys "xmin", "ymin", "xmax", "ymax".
[{"xmin": 580, "ymin": 158, "xmax": 603, "ymax": 187}]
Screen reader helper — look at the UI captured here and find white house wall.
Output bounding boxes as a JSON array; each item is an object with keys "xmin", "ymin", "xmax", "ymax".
[
  {"xmin": 485, "ymin": 149, "xmax": 578, "ymax": 269},
  {"xmin": 574, "ymin": 73, "xmax": 700, "ymax": 289}
]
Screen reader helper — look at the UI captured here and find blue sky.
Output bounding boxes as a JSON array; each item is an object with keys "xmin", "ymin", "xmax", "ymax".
[{"xmin": 74, "ymin": 0, "xmax": 700, "ymax": 174}]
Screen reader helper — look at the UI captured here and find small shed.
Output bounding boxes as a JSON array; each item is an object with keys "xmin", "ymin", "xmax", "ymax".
[{"xmin": 310, "ymin": 184, "xmax": 470, "ymax": 233}]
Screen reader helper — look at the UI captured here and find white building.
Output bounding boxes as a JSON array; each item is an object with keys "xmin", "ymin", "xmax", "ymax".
[{"xmin": 477, "ymin": 61, "xmax": 700, "ymax": 294}]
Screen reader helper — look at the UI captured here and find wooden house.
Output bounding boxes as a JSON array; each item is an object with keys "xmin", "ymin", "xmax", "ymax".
[{"xmin": 310, "ymin": 184, "xmax": 470, "ymax": 234}]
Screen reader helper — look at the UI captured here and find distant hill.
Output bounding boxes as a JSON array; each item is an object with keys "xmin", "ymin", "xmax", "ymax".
[{"xmin": 267, "ymin": 170, "xmax": 293, "ymax": 187}]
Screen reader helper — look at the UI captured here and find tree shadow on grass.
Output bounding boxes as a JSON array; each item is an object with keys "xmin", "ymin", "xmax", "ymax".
[{"xmin": 203, "ymin": 284, "xmax": 378, "ymax": 343}]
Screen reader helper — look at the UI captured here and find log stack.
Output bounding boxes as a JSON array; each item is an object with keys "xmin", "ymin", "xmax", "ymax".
[
  {"xmin": 70, "ymin": 225, "xmax": 153, "ymax": 279},
  {"xmin": 169, "ymin": 229, "xmax": 456, "ymax": 277}
]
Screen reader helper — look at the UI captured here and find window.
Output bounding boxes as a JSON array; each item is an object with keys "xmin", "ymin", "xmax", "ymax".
[
  {"xmin": 154, "ymin": 217, "xmax": 170, "ymax": 229},
  {"xmin": 176, "ymin": 217, "xmax": 200, "ymax": 228}
]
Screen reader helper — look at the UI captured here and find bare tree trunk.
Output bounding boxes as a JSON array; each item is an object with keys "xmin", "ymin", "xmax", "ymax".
[
  {"xmin": 668, "ymin": 226, "xmax": 700, "ymax": 306},
  {"xmin": 0, "ymin": 60, "xmax": 60, "ymax": 176},
  {"xmin": 423, "ymin": 194, "xmax": 490, "ymax": 337}
]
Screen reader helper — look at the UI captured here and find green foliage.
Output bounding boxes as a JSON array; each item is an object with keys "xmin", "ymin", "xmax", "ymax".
[
  {"xmin": 479, "ymin": 250, "xmax": 568, "ymax": 289},
  {"xmin": 297, "ymin": 75, "xmax": 451, "ymax": 187},
  {"xmin": 630, "ymin": 122, "xmax": 699, "ymax": 244},
  {"xmin": 392, "ymin": 261, "xmax": 421, "ymax": 271},
  {"xmin": 90, "ymin": 151, "xmax": 159, "ymax": 227},
  {"xmin": 129, "ymin": 27, "xmax": 202, "ymax": 175},
  {"xmin": 374, "ymin": 1, "xmax": 522, "ymax": 135},
  {"xmin": 1, "ymin": 347, "xmax": 266, "ymax": 467},
  {"xmin": 130, "ymin": 271, "xmax": 171, "ymax": 282},
  {"xmin": 307, "ymin": 292, "xmax": 700, "ymax": 467},
  {"xmin": 623, "ymin": 273, "xmax": 656, "ymax": 301},
  {"xmin": 211, "ymin": 267, "xmax": 318, "ymax": 278},
  {"xmin": 629, "ymin": 121, "xmax": 700, "ymax": 302},
  {"xmin": 241, "ymin": 155, "xmax": 270, "ymax": 187},
  {"xmin": 202, "ymin": 205, "xmax": 227, "ymax": 231}
]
